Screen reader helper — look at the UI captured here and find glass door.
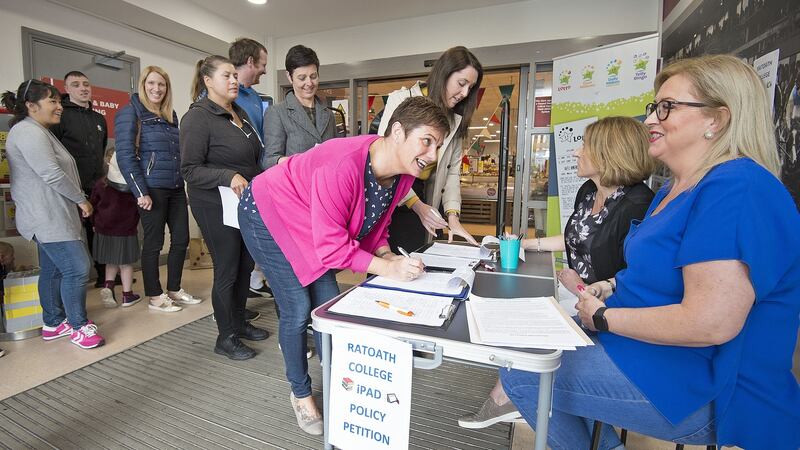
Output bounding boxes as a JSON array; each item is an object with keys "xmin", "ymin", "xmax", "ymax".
[
  {"xmin": 317, "ymin": 83, "xmax": 350, "ymax": 137},
  {"xmin": 359, "ymin": 68, "xmax": 526, "ymax": 240},
  {"xmin": 515, "ymin": 64, "xmax": 553, "ymax": 238}
]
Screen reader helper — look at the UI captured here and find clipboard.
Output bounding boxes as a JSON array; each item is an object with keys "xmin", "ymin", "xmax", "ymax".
[
  {"xmin": 361, "ymin": 274, "xmax": 471, "ymax": 300},
  {"xmin": 326, "ymin": 295, "xmax": 461, "ymax": 331}
]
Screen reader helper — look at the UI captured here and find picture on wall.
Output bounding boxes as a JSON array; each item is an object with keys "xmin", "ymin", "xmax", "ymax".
[{"xmin": 662, "ymin": 0, "xmax": 800, "ymax": 207}]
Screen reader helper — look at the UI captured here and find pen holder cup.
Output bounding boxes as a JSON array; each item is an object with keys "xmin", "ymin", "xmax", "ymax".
[{"xmin": 499, "ymin": 239, "xmax": 521, "ymax": 270}]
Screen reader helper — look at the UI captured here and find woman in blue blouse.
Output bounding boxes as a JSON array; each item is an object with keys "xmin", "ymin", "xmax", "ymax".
[{"xmin": 500, "ymin": 54, "xmax": 800, "ymax": 450}]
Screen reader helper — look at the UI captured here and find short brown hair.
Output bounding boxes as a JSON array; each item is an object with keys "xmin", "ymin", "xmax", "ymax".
[
  {"xmin": 228, "ymin": 37, "xmax": 267, "ymax": 67},
  {"xmin": 382, "ymin": 96, "xmax": 450, "ymax": 140},
  {"xmin": 583, "ymin": 116, "xmax": 655, "ymax": 186}
]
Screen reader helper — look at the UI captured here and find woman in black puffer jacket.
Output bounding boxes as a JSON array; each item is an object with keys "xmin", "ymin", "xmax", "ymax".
[{"xmin": 115, "ymin": 65, "xmax": 201, "ymax": 312}]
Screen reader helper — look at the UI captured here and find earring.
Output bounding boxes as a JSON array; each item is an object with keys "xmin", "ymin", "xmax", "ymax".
[{"xmin": 704, "ymin": 130, "xmax": 715, "ymax": 140}]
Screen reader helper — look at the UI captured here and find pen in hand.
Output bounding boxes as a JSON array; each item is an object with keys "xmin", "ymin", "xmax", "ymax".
[{"xmin": 375, "ymin": 300, "xmax": 415, "ymax": 317}]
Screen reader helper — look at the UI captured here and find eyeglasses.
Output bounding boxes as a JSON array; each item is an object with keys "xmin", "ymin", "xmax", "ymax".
[{"xmin": 645, "ymin": 99, "xmax": 707, "ymax": 121}]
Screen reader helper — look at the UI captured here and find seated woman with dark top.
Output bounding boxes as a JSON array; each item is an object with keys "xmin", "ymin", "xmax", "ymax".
[{"xmin": 459, "ymin": 115, "xmax": 656, "ymax": 429}]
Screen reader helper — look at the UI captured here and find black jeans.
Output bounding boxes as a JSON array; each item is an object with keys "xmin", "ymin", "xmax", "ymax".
[
  {"xmin": 139, "ymin": 187, "xmax": 189, "ymax": 297},
  {"xmin": 191, "ymin": 201, "xmax": 254, "ymax": 337}
]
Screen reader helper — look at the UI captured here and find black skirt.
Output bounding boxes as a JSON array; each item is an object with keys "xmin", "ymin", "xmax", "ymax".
[{"xmin": 92, "ymin": 233, "xmax": 140, "ymax": 265}]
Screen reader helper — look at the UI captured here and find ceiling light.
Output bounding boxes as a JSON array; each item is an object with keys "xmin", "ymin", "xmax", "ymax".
[
  {"xmin": 484, "ymin": 140, "xmax": 500, "ymax": 143},
  {"xmin": 482, "ymin": 117, "xmax": 489, "ymax": 121},
  {"xmin": 468, "ymin": 126, "xmax": 487, "ymax": 129},
  {"xmin": 248, "ymin": 0, "xmax": 267, "ymax": 4}
]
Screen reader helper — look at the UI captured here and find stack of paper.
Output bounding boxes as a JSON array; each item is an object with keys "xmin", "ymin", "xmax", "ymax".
[
  {"xmin": 424, "ymin": 242, "xmax": 487, "ymax": 260},
  {"xmin": 466, "ymin": 295, "xmax": 592, "ymax": 350},
  {"xmin": 329, "ymin": 287, "xmax": 455, "ymax": 326},
  {"xmin": 411, "ymin": 252, "xmax": 477, "ymax": 270}
]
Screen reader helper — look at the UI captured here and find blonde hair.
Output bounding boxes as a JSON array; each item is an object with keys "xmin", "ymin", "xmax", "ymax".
[
  {"xmin": 583, "ymin": 116, "xmax": 655, "ymax": 187},
  {"xmin": 138, "ymin": 66, "xmax": 174, "ymax": 124},
  {"xmin": 654, "ymin": 54, "xmax": 779, "ymax": 182}
]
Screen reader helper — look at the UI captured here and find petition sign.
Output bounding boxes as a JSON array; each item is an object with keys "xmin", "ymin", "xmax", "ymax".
[{"xmin": 330, "ymin": 328, "xmax": 412, "ymax": 449}]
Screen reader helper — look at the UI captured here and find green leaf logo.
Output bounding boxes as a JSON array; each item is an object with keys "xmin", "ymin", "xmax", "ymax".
[{"xmin": 559, "ymin": 69, "xmax": 572, "ymax": 85}]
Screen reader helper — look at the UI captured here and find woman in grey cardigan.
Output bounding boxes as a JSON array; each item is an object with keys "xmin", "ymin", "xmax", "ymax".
[
  {"xmin": 1, "ymin": 80, "xmax": 104, "ymax": 349},
  {"xmin": 262, "ymin": 45, "xmax": 336, "ymax": 169}
]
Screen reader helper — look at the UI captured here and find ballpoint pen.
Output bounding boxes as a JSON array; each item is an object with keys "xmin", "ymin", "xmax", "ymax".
[
  {"xmin": 397, "ymin": 247, "xmax": 411, "ymax": 258},
  {"xmin": 375, "ymin": 300, "xmax": 415, "ymax": 317}
]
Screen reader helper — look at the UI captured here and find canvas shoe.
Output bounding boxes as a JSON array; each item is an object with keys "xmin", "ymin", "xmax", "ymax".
[
  {"xmin": 148, "ymin": 294, "xmax": 183, "ymax": 312},
  {"xmin": 290, "ymin": 392, "xmax": 323, "ymax": 435},
  {"xmin": 100, "ymin": 287, "xmax": 118, "ymax": 308},
  {"xmin": 168, "ymin": 289, "xmax": 202, "ymax": 305},
  {"xmin": 121, "ymin": 292, "xmax": 141, "ymax": 307},
  {"xmin": 248, "ymin": 284, "xmax": 274, "ymax": 298},
  {"xmin": 70, "ymin": 322, "xmax": 105, "ymax": 349},
  {"xmin": 457, "ymin": 397, "xmax": 522, "ymax": 429},
  {"xmin": 42, "ymin": 319, "xmax": 73, "ymax": 341}
]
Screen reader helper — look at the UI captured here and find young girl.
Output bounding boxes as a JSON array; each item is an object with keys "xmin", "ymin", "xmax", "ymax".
[{"xmin": 91, "ymin": 149, "xmax": 141, "ymax": 307}]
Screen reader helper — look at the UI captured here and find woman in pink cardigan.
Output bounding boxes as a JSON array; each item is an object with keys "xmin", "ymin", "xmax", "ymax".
[{"xmin": 239, "ymin": 96, "xmax": 450, "ymax": 435}]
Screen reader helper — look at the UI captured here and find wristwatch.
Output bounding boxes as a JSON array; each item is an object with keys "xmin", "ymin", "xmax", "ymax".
[{"xmin": 592, "ymin": 306, "xmax": 609, "ymax": 332}]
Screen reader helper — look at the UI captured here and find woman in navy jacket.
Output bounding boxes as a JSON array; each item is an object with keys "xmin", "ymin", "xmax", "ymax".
[{"xmin": 115, "ymin": 65, "xmax": 201, "ymax": 312}]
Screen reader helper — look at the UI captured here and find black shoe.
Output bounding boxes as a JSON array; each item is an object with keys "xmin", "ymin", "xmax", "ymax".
[
  {"xmin": 214, "ymin": 334, "xmax": 256, "ymax": 360},
  {"xmin": 245, "ymin": 309, "xmax": 261, "ymax": 321},
  {"xmin": 237, "ymin": 323, "xmax": 269, "ymax": 341},
  {"xmin": 248, "ymin": 285, "xmax": 274, "ymax": 298}
]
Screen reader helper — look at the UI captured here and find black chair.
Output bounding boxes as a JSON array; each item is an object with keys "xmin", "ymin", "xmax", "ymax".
[{"xmin": 589, "ymin": 421, "xmax": 716, "ymax": 450}]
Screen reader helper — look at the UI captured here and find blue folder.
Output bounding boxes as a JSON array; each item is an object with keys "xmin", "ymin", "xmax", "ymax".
[{"xmin": 361, "ymin": 274, "xmax": 470, "ymax": 300}]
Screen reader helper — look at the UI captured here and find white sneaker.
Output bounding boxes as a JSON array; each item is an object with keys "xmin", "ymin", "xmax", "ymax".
[
  {"xmin": 168, "ymin": 289, "xmax": 202, "ymax": 305},
  {"xmin": 148, "ymin": 294, "xmax": 183, "ymax": 312},
  {"xmin": 100, "ymin": 288, "xmax": 118, "ymax": 308},
  {"xmin": 278, "ymin": 343, "xmax": 314, "ymax": 359}
]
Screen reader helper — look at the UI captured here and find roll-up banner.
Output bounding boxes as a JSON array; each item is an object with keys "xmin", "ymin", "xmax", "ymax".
[{"xmin": 547, "ymin": 34, "xmax": 659, "ymax": 236}]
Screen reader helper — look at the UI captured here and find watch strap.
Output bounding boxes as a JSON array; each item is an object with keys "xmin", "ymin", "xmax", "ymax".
[{"xmin": 593, "ymin": 306, "xmax": 609, "ymax": 332}]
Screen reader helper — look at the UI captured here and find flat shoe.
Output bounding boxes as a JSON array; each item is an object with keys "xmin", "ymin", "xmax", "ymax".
[
  {"xmin": 457, "ymin": 396, "xmax": 521, "ymax": 429},
  {"xmin": 290, "ymin": 392, "xmax": 323, "ymax": 435}
]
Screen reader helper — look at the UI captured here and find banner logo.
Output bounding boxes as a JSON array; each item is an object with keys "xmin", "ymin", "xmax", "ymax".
[
  {"xmin": 557, "ymin": 126, "xmax": 583, "ymax": 143},
  {"xmin": 557, "ymin": 69, "xmax": 572, "ymax": 92},
  {"xmin": 581, "ymin": 65, "xmax": 595, "ymax": 88},
  {"xmin": 606, "ymin": 58, "xmax": 622, "ymax": 87},
  {"xmin": 633, "ymin": 52, "xmax": 650, "ymax": 81}
]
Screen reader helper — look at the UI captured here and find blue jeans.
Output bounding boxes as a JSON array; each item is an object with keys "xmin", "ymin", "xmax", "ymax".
[
  {"xmin": 36, "ymin": 239, "xmax": 92, "ymax": 330},
  {"xmin": 239, "ymin": 189, "xmax": 340, "ymax": 398},
  {"xmin": 500, "ymin": 338, "xmax": 716, "ymax": 450}
]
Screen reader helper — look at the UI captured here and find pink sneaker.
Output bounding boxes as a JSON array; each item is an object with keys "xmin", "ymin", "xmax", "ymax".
[
  {"xmin": 70, "ymin": 322, "xmax": 105, "ymax": 349},
  {"xmin": 42, "ymin": 319, "xmax": 73, "ymax": 341}
]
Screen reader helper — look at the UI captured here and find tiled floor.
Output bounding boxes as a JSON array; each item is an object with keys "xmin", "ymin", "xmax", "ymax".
[{"xmin": 1, "ymin": 263, "xmax": 796, "ymax": 449}]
